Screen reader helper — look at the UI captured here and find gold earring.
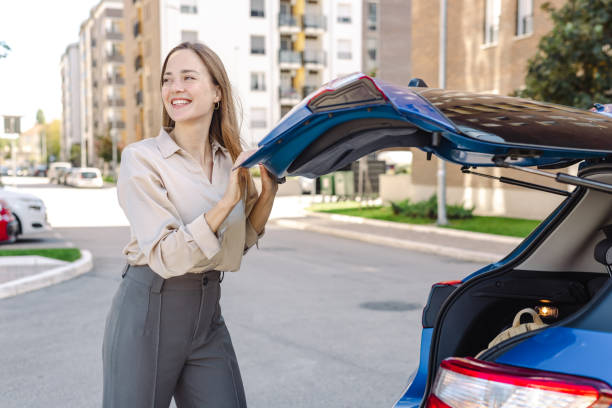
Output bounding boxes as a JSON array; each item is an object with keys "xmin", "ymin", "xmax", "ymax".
[{"xmin": 214, "ymin": 101, "xmax": 220, "ymax": 110}]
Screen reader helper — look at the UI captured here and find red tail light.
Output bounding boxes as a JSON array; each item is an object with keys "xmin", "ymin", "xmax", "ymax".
[{"xmin": 426, "ymin": 357, "xmax": 612, "ymax": 408}]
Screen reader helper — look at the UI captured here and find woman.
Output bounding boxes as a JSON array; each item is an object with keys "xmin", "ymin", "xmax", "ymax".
[{"xmin": 103, "ymin": 42, "xmax": 277, "ymax": 407}]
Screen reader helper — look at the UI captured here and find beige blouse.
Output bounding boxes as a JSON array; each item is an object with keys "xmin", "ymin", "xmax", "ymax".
[{"xmin": 117, "ymin": 128, "xmax": 262, "ymax": 279}]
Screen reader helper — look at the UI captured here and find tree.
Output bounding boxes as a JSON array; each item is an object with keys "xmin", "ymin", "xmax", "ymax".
[
  {"xmin": 0, "ymin": 41, "xmax": 10, "ymax": 59},
  {"xmin": 36, "ymin": 109, "xmax": 45, "ymax": 125},
  {"xmin": 70, "ymin": 143, "xmax": 81, "ymax": 167},
  {"xmin": 518, "ymin": 0, "xmax": 612, "ymax": 108},
  {"xmin": 44, "ymin": 120, "xmax": 61, "ymax": 162}
]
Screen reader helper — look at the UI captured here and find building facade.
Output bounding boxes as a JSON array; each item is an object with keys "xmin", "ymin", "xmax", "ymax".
[
  {"xmin": 122, "ymin": 0, "xmax": 363, "ymax": 147},
  {"xmin": 60, "ymin": 43, "xmax": 82, "ymax": 162},
  {"xmin": 385, "ymin": 0, "xmax": 570, "ymax": 219},
  {"xmin": 79, "ymin": 0, "xmax": 127, "ymax": 168}
]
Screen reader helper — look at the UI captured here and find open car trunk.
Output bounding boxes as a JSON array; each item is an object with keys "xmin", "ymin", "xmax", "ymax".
[{"xmin": 422, "ymin": 165, "xmax": 612, "ymax": 397}]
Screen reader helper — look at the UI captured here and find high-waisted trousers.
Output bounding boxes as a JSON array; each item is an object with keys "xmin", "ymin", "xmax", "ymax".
[{"xmin": 102, "ymin": 264, "xmax": 247, "ymax": 408}]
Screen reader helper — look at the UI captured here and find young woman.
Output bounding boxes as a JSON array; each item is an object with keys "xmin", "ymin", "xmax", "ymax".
[{"xmin": 103, "ymin": 42, "xmax": 278, "ymax": 407}]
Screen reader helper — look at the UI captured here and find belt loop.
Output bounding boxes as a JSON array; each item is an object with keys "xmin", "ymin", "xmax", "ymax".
[
  {"xmin": 121, "ymin": 264, "xmax": 130, "ymax": 278},
  {"xmin": 150, "ymin": 273, "xmax": 165, "ymax": 293},
  {"xmin": 219, "ymin": 271, "xmax": 224, "ymax": 283}
]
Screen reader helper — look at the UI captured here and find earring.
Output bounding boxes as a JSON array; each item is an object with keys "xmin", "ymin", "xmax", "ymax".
[{"xmin": 214, "ymin": 101, "xmax": 220, "ymax": 110}]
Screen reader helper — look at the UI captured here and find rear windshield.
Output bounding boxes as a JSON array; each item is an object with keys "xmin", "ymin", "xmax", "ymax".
[{"xmin": 80, "ymin": 172, "xmax": 98, "ymax": 179}]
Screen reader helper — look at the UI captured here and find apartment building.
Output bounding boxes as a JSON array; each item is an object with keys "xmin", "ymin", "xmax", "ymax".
[
  {"xmin": 379, "ymin": 0, "xmax": 569, "ymax": 219},
  {"xmin": 78, "ymin": 0, "xmax": 127, "ymax": 167},
  {"xmin": 60, "ymin": 43, "xmax": 82, "ymax": 162},
  {"xmin": 122, "ymin": 0, "xmax": 362, "ymax": 147}
]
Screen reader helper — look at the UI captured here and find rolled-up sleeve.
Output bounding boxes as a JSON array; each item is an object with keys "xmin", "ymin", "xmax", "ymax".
[{"xmin": 118, "ymin": 147, "xmax": 221, "ymax": 278}]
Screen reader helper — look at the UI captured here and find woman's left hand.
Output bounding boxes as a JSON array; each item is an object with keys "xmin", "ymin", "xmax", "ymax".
[{"xmin": 259, "ymin": 164, "xmax": 278, "ymax": 197}]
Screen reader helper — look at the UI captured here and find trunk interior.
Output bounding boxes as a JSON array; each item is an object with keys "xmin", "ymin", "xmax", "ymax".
[{"xmin": 427, "ymin": 164, "xmax": 612, "ymax": 387}]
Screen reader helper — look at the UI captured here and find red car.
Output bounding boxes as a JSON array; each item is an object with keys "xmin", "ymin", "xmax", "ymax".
[{"xmin": 0, "ymin": 199, "xmax": 18, "ymax": 243}]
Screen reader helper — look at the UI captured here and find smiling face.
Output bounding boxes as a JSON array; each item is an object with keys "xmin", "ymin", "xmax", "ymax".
[{"xmin": 161, "ymin": 49, "xmax": 220, "ymax": 125}]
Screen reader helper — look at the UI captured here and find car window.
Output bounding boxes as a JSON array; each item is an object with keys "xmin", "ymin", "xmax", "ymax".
[{"xmin": 80, "ymin": 172, "xmax": 97, "ymax": 179}]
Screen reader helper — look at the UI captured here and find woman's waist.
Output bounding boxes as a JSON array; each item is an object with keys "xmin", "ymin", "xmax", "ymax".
[{"xmin": 123, "ymin": 264, "xmax": 222, "ymax": 291}]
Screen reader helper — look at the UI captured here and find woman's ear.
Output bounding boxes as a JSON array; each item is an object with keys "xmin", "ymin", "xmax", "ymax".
[{"xmin": 214, "ymin": 85, "xmax": 221, "ymax": 103}]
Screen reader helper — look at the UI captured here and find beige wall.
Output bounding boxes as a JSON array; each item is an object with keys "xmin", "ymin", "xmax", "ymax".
[
  {"xmin": 406, "ymin": 0, "xmax": 569, "ymax": 210},
  {"xmin": 124, "ymin": 0, "xmax": 162, "ymax": 146}
]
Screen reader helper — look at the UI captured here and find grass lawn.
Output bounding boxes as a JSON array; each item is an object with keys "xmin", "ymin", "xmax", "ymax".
[
  {"xmin": 0, "ymin": 248, "xmax": 82, "ymax": 262},
  {"xmin": 308, "ymin": 202, "xmax": 541, "ymax": 238}
]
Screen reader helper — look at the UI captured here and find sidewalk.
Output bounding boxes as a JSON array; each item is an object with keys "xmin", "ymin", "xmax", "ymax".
[{"xmin": 272, "ymin": 210, "xmax": 523, "ymax": 264}]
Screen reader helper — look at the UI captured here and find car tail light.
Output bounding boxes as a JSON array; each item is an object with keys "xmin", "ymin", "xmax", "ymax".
[
  {"xmin": 307, "ymin": 73, "xmax": 387, "ymax": 113},
  {"xmin": 426, "ymin": 357, "xmax": 612, "ymax": 408}
]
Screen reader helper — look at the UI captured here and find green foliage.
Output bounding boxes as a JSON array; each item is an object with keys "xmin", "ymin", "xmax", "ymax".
[
  {"xmin": 391, "ymin": 194, "xmax": 474, "ymax": 220},
  {"xmin": 44, "ymin": 120, "xmax": 61, "ymax": 162},
  {"xmin": 36, "ymin": 109, "xmax": 45, "ymax": 125},
  {"xmin": 70, "ymin": 143, "xmax": 81, "ymax": 166},
  {"xmin": 517, "ymin": 0, "xmax": 612, "ymax": 108},
  {"xmin": 249, "ymin": 165, "xmax": 261, "ymax": 178},
  {"xmin": 0, "ymin": 248, "xmax": 81, "ymax": 262},
  {"xmin": 0, "ymin": 41, "xmax": 10, "ymax": 59},
  {"xmin": 95, "ymin": 131, "xmax": 122, "ymax": 163}
]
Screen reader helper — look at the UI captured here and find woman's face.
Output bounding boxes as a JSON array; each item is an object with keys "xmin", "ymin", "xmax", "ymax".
[{"xmin": 161, "ymin": 49, "xmax": 220, "ymax": 124}]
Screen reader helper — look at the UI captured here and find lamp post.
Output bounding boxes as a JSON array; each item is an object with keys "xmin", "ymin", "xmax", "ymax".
[{"xmin": 437, "ymin": 0, "xmax": 448, "ymax": 226}]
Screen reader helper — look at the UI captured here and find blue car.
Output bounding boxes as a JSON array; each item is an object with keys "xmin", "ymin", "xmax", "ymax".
[{"xmin": 240, "ymin": 74, "xmax": 612, "ymax": 408}]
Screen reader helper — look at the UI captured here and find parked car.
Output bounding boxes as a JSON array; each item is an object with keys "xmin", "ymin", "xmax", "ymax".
[
  {"xmin": 33, "ymin": 164, "xmax": 48, "ymax": 177},
  {"xmin": 59, "ymin": 167, "xmax": 75, "ymax": 185},
  {"xmin": 48, "ymin": 162, "xmax": 72, "ymax": 183},
  {"xmin": 68, "ymin": 167, "xmax": 103, "ymax": 188},
  {"xmin": 0, "ymin": 187, "xmax": 51, "ymax": 238},
  {"xmin": 0, "ymin": 199, "xmax": 18, "ymax": 243},
  {"xmin": 239, "ymin": 74, "xmax": 612, "ymax": 407}
]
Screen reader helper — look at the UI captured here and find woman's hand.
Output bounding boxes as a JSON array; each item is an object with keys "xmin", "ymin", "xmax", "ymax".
[
  {"xmin": 222, "ymin": 150, "xmax": 254, "ymax": 207},
  {"xmin": 259, "ymin": 164, "xmax": 278, "ymax": 197}
]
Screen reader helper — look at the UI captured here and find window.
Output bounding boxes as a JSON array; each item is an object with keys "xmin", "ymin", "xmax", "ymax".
[
  {"xmin": 337, "ymin": 3, "xmax": 351, "ymax": 23},
  {"xmin": 337, "ymin": 39, "xmax": 352, "ymax": 59},
  {"xmin": 250, "ymin": 72, "xmax": 266, "ymax": 91},
  {"xmin": 516, "ymin": 0, "xmax": 533, "ymax": 36},
  {"xmin": 367, "ymin": 38, "xmax": 377, "ymax": 61},
  {"xmin": 180, "ymin": 1, "xmax": 198, "ymax": 14},
  {"xmin": 181, "ymin": 30, "xmax": 198, "ymax": 42},
  {"xmin": 367, "ymin": 2, "xmax": 378, "ymax": 31},
  {"xmin": 251, "ymin": 0, "xmax": 264, "ymax": 17},
  {"xmin": 250, "ymin": 108, "xmax": 267, "ymax": 128},
  {"xmin": 250, "ymin": 35, "xmax": 265, "ymax": 54},
  {"xmin": 484, "ymin": 0, "xmax": 501, "ymax": 45}
]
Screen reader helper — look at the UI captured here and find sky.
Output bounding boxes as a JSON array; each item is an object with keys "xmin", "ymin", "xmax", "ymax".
[{"xmin": 0, "ymin": 0, "xmax": 101, "ymax": 131}]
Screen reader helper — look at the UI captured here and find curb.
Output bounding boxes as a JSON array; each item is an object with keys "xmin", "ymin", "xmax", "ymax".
[
  {"xmin": 273, "ymin": 219, "xmax": 504, "ymax": 264},
  {"xmin": 306, "ymin": 210, "xmax": 524, "ymax": 245},
  {"xmin": 0, "ymin": 250, "xmax": 94, "ymax": 300}
]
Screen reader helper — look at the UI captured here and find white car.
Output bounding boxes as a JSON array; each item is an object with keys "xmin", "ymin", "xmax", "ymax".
[
  {"xmin": 0, "ymin": 188, "xmax": 51, "ymax": 237},
  {"xmin": 68, "ymin": 167, "xmax": 104, "ymax": 188},
  {"xmin": 48, "ymin": 162, "xmax": 72, "ymax": 184}
]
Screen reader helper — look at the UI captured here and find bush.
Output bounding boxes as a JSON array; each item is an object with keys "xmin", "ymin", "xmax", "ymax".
[{"xmin": 390, "ymin": 194, "xmax": 474, "ymax": 219}]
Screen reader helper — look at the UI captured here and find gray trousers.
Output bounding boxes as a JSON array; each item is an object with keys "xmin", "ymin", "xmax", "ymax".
[{"xmin": 102, "ymin": 264, "xmax": 247, "ymax": 408}]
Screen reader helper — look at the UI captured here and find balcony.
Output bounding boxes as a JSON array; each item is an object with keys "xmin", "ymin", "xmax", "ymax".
[
  {"xmin": 278, "ymin": 13, "xmax": 299, "ymax": 33},
  {"xmin": 279, "ymin": 87, "xmax": 302, "ymax": 105},
  {"xmin": 134, "ymin": 55, "xmax": 143, "ymax": 71},
  {"xmin": 303, "ymin": 49, "xmax": 326, "ymax": 68},
  {"xmin": 108, "ymin": 120, "xmax": 126, "ymax": 129},
  {"xmin": 107, "ymin": 52, "xmax": 124, "ymax": 63},
  {"xmin": 106, "ymin": 30, "xmax": 123, "ymax": 41},
  {"xmin": 107, "ymin": 98, "xmax": 126, "ymax": 107},
  {"xmin": 135, "ymin": 90, "xmax": 143, "ymax": 106},
  {"xmin": 303, "ymin": 14, "xmax": 326, "ymax": 32},
  {"xmin": 106, "ymin": 75, "xmax": 125, "ymax": 85},
  {"xmin": 279, "ymin": 50, "xmax": 301, "ymax": 68},
  {"xmin": 133, "ymin": 21, "xmax": 141, "ymax": 38},
  {"xmin": 303, "ymin": 85, "xmax": 319, "ymax": 97}
]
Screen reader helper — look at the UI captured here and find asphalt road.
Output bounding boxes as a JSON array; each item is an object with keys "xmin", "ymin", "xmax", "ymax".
[{"xmin": 0, "ymin": 181, "xmax": 483, "ymax": 407}]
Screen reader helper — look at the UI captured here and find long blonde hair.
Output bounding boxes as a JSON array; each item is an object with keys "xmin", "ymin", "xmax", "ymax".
[{"xmin": 160, "ymin": 42, "xmax": 255, "ymax": 200}]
